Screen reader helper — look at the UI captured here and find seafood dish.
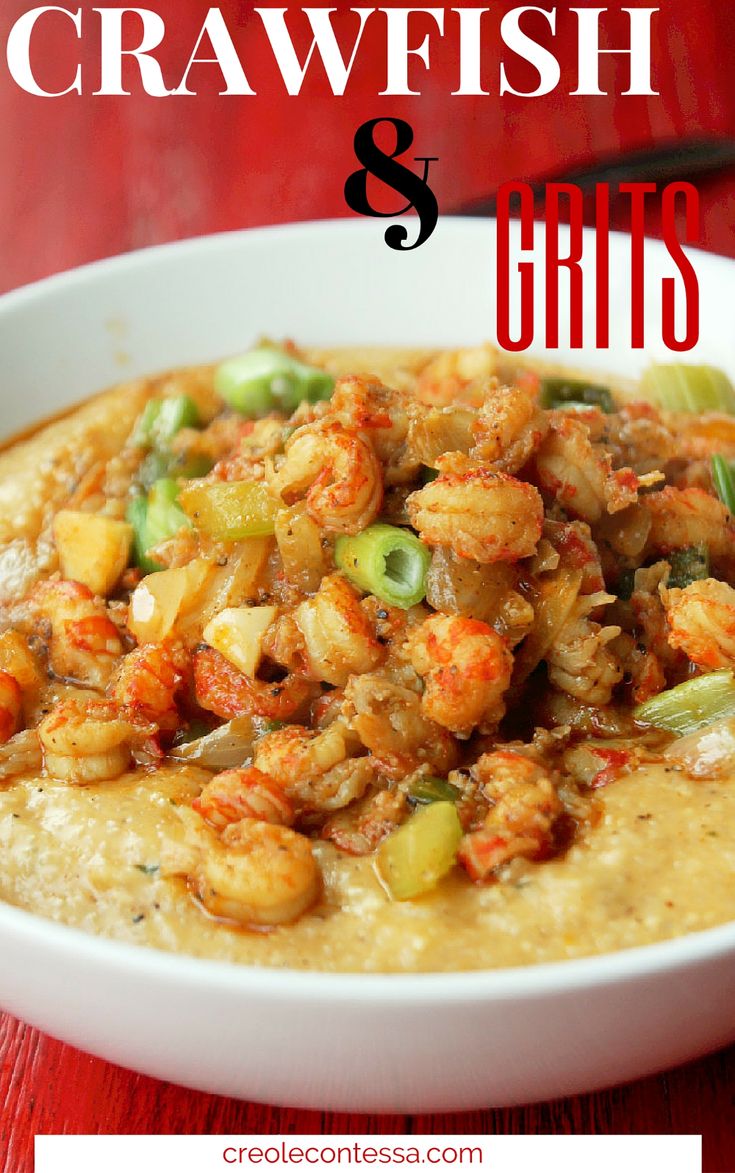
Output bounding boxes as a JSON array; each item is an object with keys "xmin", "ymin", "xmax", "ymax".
[{"xmin": 1, "ymin": 342, "xmax": 735, "ymax": 973}]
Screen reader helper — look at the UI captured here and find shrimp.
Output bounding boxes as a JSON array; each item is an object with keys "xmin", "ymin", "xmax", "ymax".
[
  {"xmin": 0, "ymin": 630, "xmax": 44, "ymax": 723},
  {"xmin": 546, "ymin": 520, "xmax": 606, "ymax": 594},
  {"xmin": 194, "ymin": 646, "xmax": 312, "ymax": 722},
  {"xmin": 611, "ymin": 632, "xmax": 667, "ymax": 706},
  {"xmin": 0, "ymin": 671, "xmax": 21, "ymax": 744},
  {"xmin": 38, "ymin": 697, "xmax": 139, "ymax": 784},
  {"xmin": 268, "ymin": 421, "xmax": 382, "ymax": 535},
  {"xmin": 193, "ymin": 766, "xmax": 294, "ymax": 830},
  {"xmin": 457, "ymin": 750, "xmax": 563, "ymax": 881},
  {"xmin": 471, "ymin": 381, "xmax": 548, "ymax": 473},
  {"xmin": 424, "ymin": 548, "xmax": 535, "ymax": 645},
  {"xmin": 32, "ymin": 579, "xmax": 123, "ymax": 688},
  {"xmin": 534, "ymin": 417, "xmax": 639, "ymax": 522},
  {"xmin": 111, "ymin": 641, "xmax": 189, "ymax": 729},
  {"xmin": 342, "ymin": 673, "xmax": 458, "ymax": 777},
  {"xmin": 663, "ymin": 578, "xmax": 735, "ymax": 671},
  {"xmin": 603, "ymin": 402, "xmax": 676, "ymax": 475},
  {"xmin": 322, "ymin": 787, "xmax": 408, "ymax": 855},
  {"xmin": 665, "ymin": 412, "xmax": 735, "ymax": 462},
  {"xmin": 545, "ymin": 590, "xmax": 623, "ymax": 706},
  {"xmin": 415, "ymin": 344, "xmax": 497, "ymax": 406},
  {"xmin": 406, "ymin": 457, "xmax": 543, "ymax": 564},
  {"xmin": 253, "ymin": 720, "xmax": 373, "ymax": 812},
  {"xmin": 329, "ymin": 376, "xmax": 418, "ymax": 484},
  {"xmin": 407, "ymin": 614, "xmax": 513, "ymax": 737},
  {"xmin": 643, "ymin": 487, "xmax": 735, "ymax": 568},
  {"xmin": 293, "ymin": 574, "xmax": 384, "ymax": 687},
  {"xmin": 191, "ymin": 818, "xmax": 320, "ymax": 927}
]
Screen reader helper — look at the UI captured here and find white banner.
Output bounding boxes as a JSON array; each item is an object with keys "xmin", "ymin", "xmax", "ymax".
[{"xmin": 35, "ymin": 1133, "xmax": 702, "ymax": 1173}]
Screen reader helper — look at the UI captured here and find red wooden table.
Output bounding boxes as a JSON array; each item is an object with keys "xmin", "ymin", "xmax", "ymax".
[{"xmin": 1, "ymin": 2, "xmax": 735, "ymax": 1169}]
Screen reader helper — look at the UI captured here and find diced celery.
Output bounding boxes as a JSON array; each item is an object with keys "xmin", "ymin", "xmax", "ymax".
[
  {"xmin": 376, "ymin": 801, "xmax": 462, "ymax": 900},
  {"xmin": 179, "ymin": 480, "xmax": 278, "ymax": 540},
  {"xmin": 640, "ymin": 364, "xmax": 735, "ymax": 415},
  {"xmin": 634, "ymin": 670, "xmax": 735, "ymax": 735}
]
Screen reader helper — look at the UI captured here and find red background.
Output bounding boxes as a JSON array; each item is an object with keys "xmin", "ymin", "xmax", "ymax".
[{"xmin": 1, "ymin": 1, "xmax": 735, "ymax": 1169}]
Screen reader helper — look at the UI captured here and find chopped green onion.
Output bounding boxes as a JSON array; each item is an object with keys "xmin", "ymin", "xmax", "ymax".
[
  {"xmin": 420, "ymin": 465, "xmax": 440, "ymax": 484},
  {"xmin": 132, "ymin": 395, "xmax": 200, "ymax": 448},
  {"xmin": 667, "ymin": 544, "xmax": 710, "ymax": 590},
  {"xmin": 335, "ymin": 524, "xmax": 431, "ymax": 610},
  {"xmin": 145, "ymin": 478, "xmax": 191, "ymax": 548},
  {"xmin": 179, "ymin": 479, "xmax": 278, "ymax": 540},
  {"xmin": 126, "ymin": 478, "xmax": 191, "ymax": 571},
  {"xmin": 138, "ymin": 449, "xmax": 213, "ymax": 490},
  {"xmin": 408, "ymin": 777, "xmax": 461, "ymax": 806},
  {"xmin": 126, "ymin": 495, "xmax": 161, "ymax": 573},
  {"xmin": 261, "ymin": 719, "xmax": 285, "ymax": 734},
  {"xmin": 712, "ymin": 455, "xmax": 735, "ymax": 515},
  {"xmin": 376, "ymin": 801, "xmax": 462, "ymax": 900},
  {"xmin": 540, "ymin": 377, "xmax": 615, "ymax": 414},
  {"xmin": 215, "ymin": 347, "xmax": 335, "ymax": 418},
  {"xmin": 635, "ymin": 670, "xmax": 735, "ymax": 735},
  {"xmin": 640, "ymin": 364, "xmax": 735, "ymax": 415}
]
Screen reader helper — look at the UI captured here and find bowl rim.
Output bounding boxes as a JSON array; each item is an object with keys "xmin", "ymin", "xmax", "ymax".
[
  {"xmin": 3, "ymin": 893, "xmax": 735, "ymax": 1001},
  {"xmin": 2, "ymin": 218, "xmax": 735, "ymax": 1001},
  {"xmin": 2, "ymin": 215, "xmax": 732, "ymax": 309}
]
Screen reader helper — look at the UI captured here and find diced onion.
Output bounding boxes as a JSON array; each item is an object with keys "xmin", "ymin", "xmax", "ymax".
[
  {"xmin": 169, "ymin": 717, "xmax": 258, "ymax": 769},
  {"xmin": 663, "ymin": 715, "xmax": 735, "ymax": 778}
]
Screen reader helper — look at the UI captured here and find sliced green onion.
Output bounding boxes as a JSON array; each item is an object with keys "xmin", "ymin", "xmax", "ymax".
[
  {"xmin": 127, "ymin": 478, "xmax": 191, "ymax": 571},
  {"xmin": 132, "ymin": 395, "xmax": 200, "ymax": 448},
  {"xmin": 712, "ymin": 455, "xmax": 735, "ymax": 515},
  {"xmin": 667, "ymin": 544, "xmax": 710, "ymax": 590},
  {"xmin": 215, "ymin": 347, "xmax": 334, "ymax": 418},
  {"xmin": 635, "ymin": 670, "xmax": 735, "ymax": 735},
  {"xmin": 145, "ymin": 478, "xmax": 191, "ymax": 549},
  {"xmin": 138, "ymin": 449, "xmax": 213, "ymax": 491},
  {"xmin": 179, "ymin": 479, "xmax": 278, "ymax": 540},
  {"xmin": 126, "ymin": 495, "xmax": 160, "ymax": 574},
  {"xmin": 420, "ymin": 465, "xmax": 440, "ymax": 484},
  {"xmin": 335, "ymin": 524, "xmax": 431, "ymax": 610},
  {"xmin": 376, "ymin": 801, "xmax": 462, "ymax": 900},
  {"xmin": 540, "ymin": 377, "xmax": 614, "ymax": 414},
  {"xmin": 408, "ymin": 777, "xmax": 461, "ymax": 806},
  {"xmin": 640, "ymin": 364, "xmax": 735, "ymax": 415}
]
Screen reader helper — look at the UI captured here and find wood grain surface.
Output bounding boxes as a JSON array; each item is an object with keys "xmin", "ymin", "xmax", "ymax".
[{"xmin": 1, "ymin": 1, "xmax": 735, "ymax": 1169}]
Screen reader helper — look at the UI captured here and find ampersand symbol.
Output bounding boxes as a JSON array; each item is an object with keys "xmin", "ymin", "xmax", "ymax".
[{"xmin": 344, "ymin": 118, "xmax": 438, "ymax": 251}]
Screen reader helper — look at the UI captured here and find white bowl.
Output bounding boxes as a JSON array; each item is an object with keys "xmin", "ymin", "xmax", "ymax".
[{"xmin": 1, "ymin": 219, "xmax": 735, "ymax": 1113}]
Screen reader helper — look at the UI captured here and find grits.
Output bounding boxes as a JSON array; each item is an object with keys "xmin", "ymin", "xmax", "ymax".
[{"xmin": 0, "ymin": 763, "xmax": 733, "ymax": 971}]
